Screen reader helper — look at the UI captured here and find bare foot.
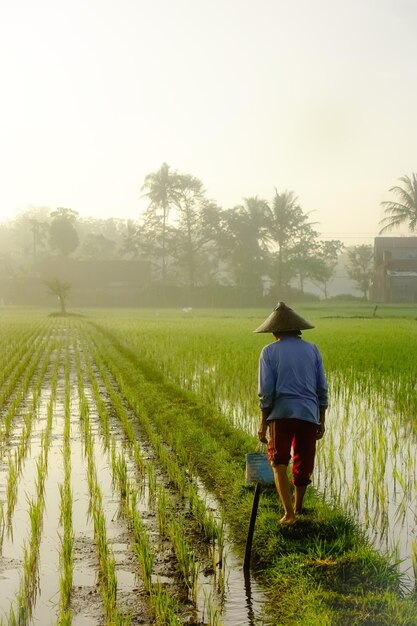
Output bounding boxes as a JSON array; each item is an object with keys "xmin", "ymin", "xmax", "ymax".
[{"xmin": 279, "ymin": 514, "xmax": 296, "ymax": 526}]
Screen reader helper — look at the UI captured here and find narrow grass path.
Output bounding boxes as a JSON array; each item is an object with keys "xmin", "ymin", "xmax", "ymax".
[{"xmin": 87, "ymin": 320, "xmax": 417, "ymax": 626}]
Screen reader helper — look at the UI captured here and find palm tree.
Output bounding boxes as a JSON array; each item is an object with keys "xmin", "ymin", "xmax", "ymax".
[
  {"xmin": 141, "ymin": 163, "xmax": 183, "ymax": 283},
  {"xmin": 221, "ymin": 196, "xmax": 270, "ymax": 291},
  {"xmin": 379, "ymin": 174, "xmax": 417, "ymax": 233},
  {"xmin": 266, "ymin": 190, "xmax": 315, "ymax": 294}
]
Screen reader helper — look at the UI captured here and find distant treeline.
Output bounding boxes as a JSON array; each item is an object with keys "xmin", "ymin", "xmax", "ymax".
[{"xmin": 0, "ymin": 164, "xmax": 374, "ymax": 306}]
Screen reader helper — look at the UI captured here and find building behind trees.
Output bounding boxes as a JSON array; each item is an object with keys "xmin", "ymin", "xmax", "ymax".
[{"xmin": 372, "ymin": 237, "xmax": 417, "ymax": 302}]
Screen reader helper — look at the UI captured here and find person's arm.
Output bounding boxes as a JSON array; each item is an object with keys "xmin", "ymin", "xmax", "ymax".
[
  {"xmin": 315, "ymin": 348, "xmax": 328, "ymax": 440},
  {"xmin": 257, "ymin": 347, "xmax": 275, "ymax": 443},
  {"xmin": 316, "ymin": 407, "xmax": 326, "ymax": 439},
  {"xmin": 258, "ymin": 407, "xmax": 271, "ymax": 443}
]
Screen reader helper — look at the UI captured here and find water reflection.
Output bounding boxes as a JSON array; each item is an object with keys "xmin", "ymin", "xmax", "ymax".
[{"xmin": 244, "ymin": 567, "xmax": 257, "ymax": 625}]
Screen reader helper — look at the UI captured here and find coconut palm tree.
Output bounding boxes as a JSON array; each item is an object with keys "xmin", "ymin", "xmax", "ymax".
[
  {"xmin": 141, "ymin": 163, "xmax": 183, "ymax": 283},
  {"xmin": 221, "ymin": 196, "xmax": 270, "ymax": 291},
  {"xmin": 379, "ymin": 173, "xmax": 417, "ymax": 233},
  {"xmin": 266, "ymin": 190, "xmax": 316, "ymax": 295}
]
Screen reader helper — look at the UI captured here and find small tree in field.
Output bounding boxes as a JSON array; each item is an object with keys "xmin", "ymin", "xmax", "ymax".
[
  {"xmin": 44, "ymin": 278, "xmax": 71, "ymax": 315},
  {"xmin": 346, "ymin": 244, "xmax": 374, "ymax": 299}
]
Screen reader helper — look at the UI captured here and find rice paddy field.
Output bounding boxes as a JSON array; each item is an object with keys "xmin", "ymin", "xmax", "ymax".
[{"xmin": 1, "ymin": 303, "xmax": 417, "ymax": 625}]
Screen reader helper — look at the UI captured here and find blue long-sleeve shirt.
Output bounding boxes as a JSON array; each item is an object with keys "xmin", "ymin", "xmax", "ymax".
[{"xmin": 258, "ymin": 336, "xmax": 328, "ymax": 425}]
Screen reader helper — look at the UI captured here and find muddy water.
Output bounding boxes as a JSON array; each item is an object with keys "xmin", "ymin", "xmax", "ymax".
[
  {"xmin": 190, "ymin": 478, "xmax": 268, "ymax": 625},
  {"xmin": 70, "ymin": 386, "xmax": 103, "ymax": 624},
  {"xmin": 0, "ymin": 388, "xmax": 51, "ymax": 621}
]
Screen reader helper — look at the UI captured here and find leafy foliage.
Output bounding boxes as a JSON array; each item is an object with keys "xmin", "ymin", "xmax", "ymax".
[
  {"xmin": 49, "ymin": 208, "xmax": 80, "ymax": 257},
  {"xmin": 44, "ymin": 278, "xmax": 71, "ymax": 314},
  {"xmin": 346, "ymin": 244, "xmax": 374, "ymax": 298},
  {"xmin": 379, "ymin": 173, "xmax": 417, "ymax": 233}
]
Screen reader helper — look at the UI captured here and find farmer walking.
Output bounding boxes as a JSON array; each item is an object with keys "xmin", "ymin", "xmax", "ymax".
[{"xmin": 255, "ymin": 302, "xmax": 328, "ymax": 525}]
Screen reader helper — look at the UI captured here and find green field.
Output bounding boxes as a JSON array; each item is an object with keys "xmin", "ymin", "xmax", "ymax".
[{"xmin": 0, "ymin": 304, "xmax": 417, "ymax": 625}]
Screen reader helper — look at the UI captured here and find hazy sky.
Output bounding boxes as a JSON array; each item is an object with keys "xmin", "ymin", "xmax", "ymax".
[{"xmin": 1, "ymin": 0, "xmax": 416, "ymax": 244}]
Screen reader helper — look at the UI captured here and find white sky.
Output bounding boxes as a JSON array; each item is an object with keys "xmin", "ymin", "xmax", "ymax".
[{"xmin": 1, "ymin": 0, "xmax": 416, "ymax": 244}]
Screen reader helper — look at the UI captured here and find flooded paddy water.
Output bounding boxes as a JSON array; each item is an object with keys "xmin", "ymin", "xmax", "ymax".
[
  {"xmin": 0, "ymin": 321, "xmax": 270, "ymax": 625},
  {"xmin": 315, "ymin": 381, "xmax": 417, "ymax": 589},
  {"xmin": 214, "ymin": 374, "xmax": 417, "ymax": 592}
]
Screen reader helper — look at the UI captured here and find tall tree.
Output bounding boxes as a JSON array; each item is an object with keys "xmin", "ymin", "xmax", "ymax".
[
  {"xmin": 311, "ymin": 240, "xmax": 344, "ymax": 298},
  {"xmin": 169, "ymin": 175, "xmax": 221, "ymax": 289},
  {"xmin": 288, "ymin": 223, "xmax": 321, "ymax": 293},
  {"xmin": 121, "ymin": 220, "xmax": 142, "ymax": 258},
  {"xmin": 49, "ymin": 208, "xmax": 79, "ymax": 257},
  {"xmin": 379, "ymin": 173, "xmax": 417, "ymax": 233},
  {"xmin": 10, "ymin": 206, "xmax": 51, "ymax": 260},
  {"xmin": 266, "ymin": 190, "xmax": 317, "ymax": 296},
  {"xmin": 29, "ymin": 219, "xmax": 49, "ymax": 265},
  {"xmin": 141, "ymin": 163, "xmax": 183, "ymax": 283},
  {"xmin": 346, "ymin": 244, "xmax": 374, "ymax": 299},
  {"xmin": 221, "ymin": 197, "xmax": 270, "ymax": 291},
  {"xmin": 77, "ymin": 233, "xmax": 117, "ymax": 260}
]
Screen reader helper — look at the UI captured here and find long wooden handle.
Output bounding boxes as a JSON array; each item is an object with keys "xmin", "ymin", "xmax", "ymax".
[{"xmin": 243, "ymin": 482, "xmax": 261, "ymax": 569}]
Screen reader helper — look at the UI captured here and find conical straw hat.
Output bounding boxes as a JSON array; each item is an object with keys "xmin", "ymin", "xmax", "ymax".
[{"xmin": 254, "ymin": 302, "xmax": 314, "ymax": 333}]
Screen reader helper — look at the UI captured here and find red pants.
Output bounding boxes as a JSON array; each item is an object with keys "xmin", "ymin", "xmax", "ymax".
[{"xmin": 267, "ymin": 418, "xmax": 318, "ymax": 486}]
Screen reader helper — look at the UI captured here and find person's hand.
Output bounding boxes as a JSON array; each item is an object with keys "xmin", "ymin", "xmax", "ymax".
[
  {"xmin": 316, "ymin": 423, "xmax": 325, "ymax": 440},
  {"xmin": 258, "ymin": 424, "xmax": 268, "ymax": 444}
]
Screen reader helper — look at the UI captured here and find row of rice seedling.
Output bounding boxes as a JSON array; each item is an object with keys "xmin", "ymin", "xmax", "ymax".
[
  {"xmin": 0, "ymin": 321, "xmax": 45, "ymax": 399},
  {"xmin": 74, "ymin": 348, "xmax": 128, "ymax": 624},
  {"xmin": 3, "ymin": 337, "xmax": 56, "ymax": 542},
  {"xmin": 79, "ymin": 323, "xmax": 228, "ymax": 622},
  {"xmin": 2, "ymin": 338, "xmax": 61, "ymax": 624},
  {"xmin": 57, "ymin": 342, "xmax": 74, "ymax": 625},
  {"xmin": 80, "ymin": 321, "xmax": 278, "ymax": 624},
  {"xmin": 0, "ymin": 342, "xmax": 48, "ymax": 441},
  {"xmin": 74, "ymin": 327, "xmax": 186, "ymax": 623},
  {"xmin": 83, "ymin": 323, "xmax": 226, "ymax": 567},
  {"xmin": 78, "ymin": 323, "xmax": 194, "ymax": 622},
  {"xmin": 0, "ymin": 316, "xmax": 205, "ymax": 623}
]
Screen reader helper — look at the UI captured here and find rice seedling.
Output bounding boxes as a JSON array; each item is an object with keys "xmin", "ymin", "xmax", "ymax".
[
  {"xmin": 79, "ymin": 333, "xmax": 146, "ymax": 480},
  {"xmin": 149, "ymin": 580, "xmax": 182, "ymax": 626},
  {"xmin": 203, "ymin": 588, "xmax": 224, "ymax": 626},
  {"xmin": 0, "ymin": 501, "xmax": 4, "ymax": 552},
  {"xmin": 146, "ymin": 461, "xmax": 157, "ymax": 504},
  {"xmin": 113, "ymin": 452, "xmax": 129, "ymax": 501},
  {"xmin": 6, "ymin": 453, "xmax": 18, "ymax": 533},
  {"xmin": 127, "ymin": 488, "xmax": 154, "ymax": 593},
  {"xmin": 74, "ymin": 349, "xmax": 133, "ymax": 625},
  {"xmin": 57, "ymin": 343, "xmax": 74, "ymax": 624},
  {"xmin": 412, "ymin": 540, "xmax": 417, "ymax": 591},
  {"xmin": 157, "ymin": 484, "xmax": 169, "ymax": 535}
]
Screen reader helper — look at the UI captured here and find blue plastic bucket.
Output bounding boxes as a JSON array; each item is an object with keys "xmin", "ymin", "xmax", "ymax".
[{"xmin": 245, "ymin": 453, "xmax": 274, "ymax": 484}]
